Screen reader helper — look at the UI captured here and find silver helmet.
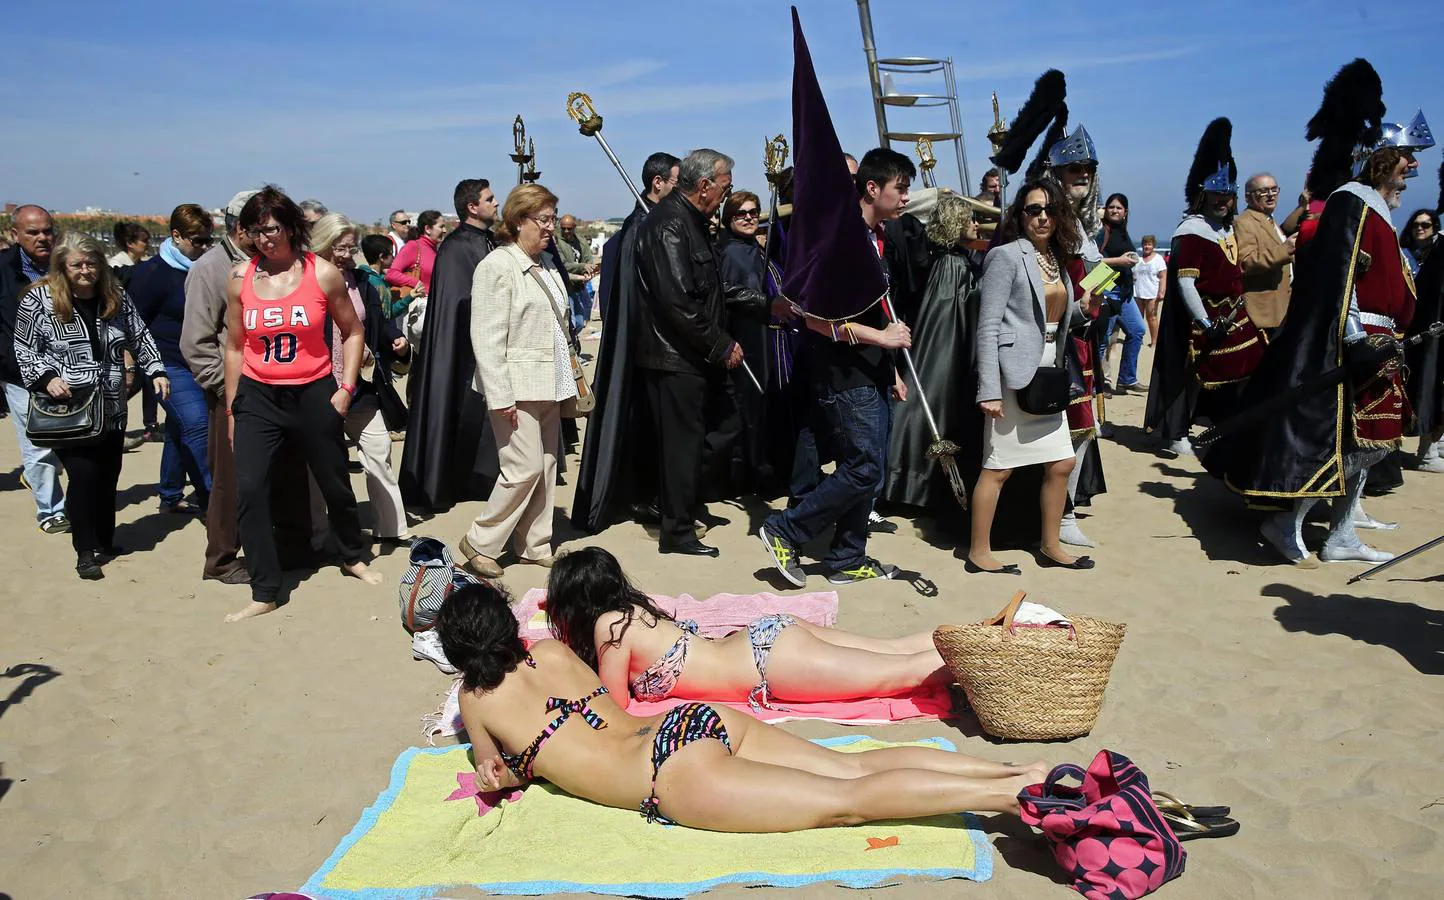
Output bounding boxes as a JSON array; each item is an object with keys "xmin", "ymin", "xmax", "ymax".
[
  {"xmin": 1046, "ymin": 125, "xmax": 1098, "ymax": 168},
  {"xmin": 1352, "ymin": 108, "xmax": 1434, "ymax": 177}
]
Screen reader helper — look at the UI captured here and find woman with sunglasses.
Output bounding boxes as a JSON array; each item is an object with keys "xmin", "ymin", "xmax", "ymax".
[
  {"xmin": 968, "ymin": 179, "xmax": 1092, "ymax": 574},
  {"xmin": 222, "ymin": 187, "xmax": 382, "ymax": 623},
  {"xmin": 129, "ymin": 204, "xmax": 217, "ymax": 517},
  {"xmin": 1400, "ymin": 209, "xmax": 1439, "ymax": 274}
]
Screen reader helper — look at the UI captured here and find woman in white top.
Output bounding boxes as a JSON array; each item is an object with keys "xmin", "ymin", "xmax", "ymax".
[
  {"xmin": 457, "ymin": 185, "xmax": 577, "ymax": 578},
  {"xmin": 969, "ymin": 179, "xmax": 1092, "ymax": 574}
]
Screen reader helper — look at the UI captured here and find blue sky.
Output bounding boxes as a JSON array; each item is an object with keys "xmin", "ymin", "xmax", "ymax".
[{"xmin": 3, "ymin": 0, "xmax": 1442, "ymax": 240}]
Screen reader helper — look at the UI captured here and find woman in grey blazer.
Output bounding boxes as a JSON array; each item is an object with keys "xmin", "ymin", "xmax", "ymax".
[
  {"xmin": 457, "ymin": 184, "xmax": 577, "ymax": 579},
  {"xmin": 968, "ymin": 179, "xmax": 1094, "ymax": 573}
]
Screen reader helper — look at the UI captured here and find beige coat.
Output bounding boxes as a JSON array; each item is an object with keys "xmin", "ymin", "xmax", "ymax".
[
  {"xmin": 469, "ymin": 243, "xmax": 570, "ymax": 409},
  {"xmin": 1236, "ymin": 207, "xmax": 1293, "ymax": 329}
]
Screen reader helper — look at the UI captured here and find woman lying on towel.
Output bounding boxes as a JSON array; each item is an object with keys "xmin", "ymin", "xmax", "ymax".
[
  {"xmin": 545, "ymin": 547, "xmax": 949, "ymax": 710},
  {"xmin": 436, "ymin": 580, "xmax": 1045, "ymax": 831}
]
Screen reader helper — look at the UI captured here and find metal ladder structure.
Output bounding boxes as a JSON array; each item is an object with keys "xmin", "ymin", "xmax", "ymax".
[{"xmin": 855, "ymin": 0, "xmax": 971, "ymax": 192}]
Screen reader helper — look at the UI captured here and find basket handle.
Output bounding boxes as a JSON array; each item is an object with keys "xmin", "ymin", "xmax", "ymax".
[{"xmin": 980, "ymin": 591, "xmax": 1028, "ymax": 632}]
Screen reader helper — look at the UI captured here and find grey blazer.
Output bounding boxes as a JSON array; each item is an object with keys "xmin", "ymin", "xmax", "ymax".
[{"xmin": 975, "ymin": 238, "xmax": 1079, "ymax": 403}]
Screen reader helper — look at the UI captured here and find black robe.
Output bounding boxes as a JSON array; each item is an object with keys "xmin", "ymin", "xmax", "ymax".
[
  {"xmin": 1200, "ymin": 189, "xmax": 1368, "ymax": 499},
  {"xmin": 1405, "ymin": 248, "xmax": 1443, "ymax": 436},
  {"xmin": 884, "ymin": 246, "xmax": 981, "ymax": 511},
  {"xmin": 1143, "ymin": 234, "xmax": 1197, "ymax": 442},
  {"xmin": 398, "ymin": 222, "xmax": 499, "ymax": 511},
  {"xmin": 572, "ymin": 205, "xmax": 657, "ymax": 532}
]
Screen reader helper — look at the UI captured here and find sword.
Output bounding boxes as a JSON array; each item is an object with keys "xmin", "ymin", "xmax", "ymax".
[
  {"xmin": 1194, "ymin": 321, "xmax": 1444, "ymax": 448},
  {"xmin": 880, "ymin": 294, "xmax": 967, "ymax": 509},
  {"xmin": 1347, "ymin": 533, "xmax": 1444, "ymax": 584}
]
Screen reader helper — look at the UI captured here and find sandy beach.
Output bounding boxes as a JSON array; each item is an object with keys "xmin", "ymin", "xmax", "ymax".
[{"xmin": 2, "ymin": 338, "xmax": 1442, "ymax": 899}]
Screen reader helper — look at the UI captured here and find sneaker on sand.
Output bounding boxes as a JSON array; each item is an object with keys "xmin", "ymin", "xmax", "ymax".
[
  {"xmin": 412, "ymin": 629, "xmax": 458, "ymax": 675},
  {"xmin": 867, "ymin": 509, "xmax": 898, "ymax": 534},
  {"xmin": 827, "ymin": 558, "xmax": 899, "ymax": 585},
  {"xmin": 758, "ymin": 525, "xmax": 805, "ymax": 587},
  {"xmin": 39, "ymin": 513, "xmax": 70, "ymax": 534}
]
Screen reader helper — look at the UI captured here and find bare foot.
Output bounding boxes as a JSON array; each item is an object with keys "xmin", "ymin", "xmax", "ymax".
[
  {"xmin": 225, "ymin": 601, "xmax": 277, "ymax": 623},
  {"xmin": 343, "ymin": 560, "xmax": 383, "ymax": 585}
]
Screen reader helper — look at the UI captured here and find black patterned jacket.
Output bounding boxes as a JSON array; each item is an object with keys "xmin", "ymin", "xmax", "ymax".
[{"xmin": 13, "ymin": 283, "xmax": 164, "ymax": 430}]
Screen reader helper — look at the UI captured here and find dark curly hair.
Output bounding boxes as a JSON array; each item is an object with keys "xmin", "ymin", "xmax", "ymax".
[
  {"xmin": 996, "ymin": 177, "xmax": 1082, "ymax": 259},
  {"xmin": 545, "ymin": 547, "xmax": 674, "ymax": 671},
  {"xmin": 238, "ymin": 185, "xmax": 309, "ymax": 257},
  {"xmin": 434, "ymin": 581, "xmax": 529, "ymax": 693}
]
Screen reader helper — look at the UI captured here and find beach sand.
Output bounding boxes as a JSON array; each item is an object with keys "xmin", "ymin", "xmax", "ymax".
[{"xmin": 2, "ymin": 342, "xmax": 1442, "ymax": 898}]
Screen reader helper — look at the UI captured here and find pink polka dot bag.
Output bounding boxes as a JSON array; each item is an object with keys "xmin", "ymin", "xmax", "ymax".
[{"xmin": 1017, "ymin": 750, "xmax": 1186, "ymax": 899}]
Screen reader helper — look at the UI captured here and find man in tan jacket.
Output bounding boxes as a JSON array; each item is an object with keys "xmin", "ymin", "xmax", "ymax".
[{"xmin": 1236, "ymin": 172, "xmax": 1296, "ymax": 330}]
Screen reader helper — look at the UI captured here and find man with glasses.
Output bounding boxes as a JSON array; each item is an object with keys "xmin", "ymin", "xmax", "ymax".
[
  {"xmin": 555, "ymin": 214, "xmax": 598, "ymax": 345},
  {"xmin": 386, "ymin": 210, "xmax": 411, "ymax": 254},
  {"xmin": 1236, "ymin": 172, "xmax": 1296, "ymax": 332},
  {"xmin": 0, "ymin": 204, "xmax": 68, "ymax": 533}
]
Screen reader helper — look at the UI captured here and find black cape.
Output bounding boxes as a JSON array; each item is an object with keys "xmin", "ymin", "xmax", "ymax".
[
  {"xmin": 1200, "ymin": 189, "xmax": 1367, "ymax": 499},
  {"xmin": 884, "ymin": 246, "xmax": 981, "ymax": 510},
  {"xmin": 1406, "ymin": 248, "xmax": 1444, "ymax": 435},
  {"xmin": 571, "ymin": 205, "xmax": 657, "ymax": 532},
  {"xmin": 1143, "ymin": 228, "xmax": 1197, "ymax": 442},
  {"xmin": 399, "ymin": 222, "xmax": 499, "ymax": 511}
]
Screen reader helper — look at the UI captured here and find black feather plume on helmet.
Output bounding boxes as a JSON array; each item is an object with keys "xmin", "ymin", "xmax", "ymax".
[
  {"xmin": 1184, "ymin": 118, "xmax": 1235, "ymax": 210},
  {"xmin": 990, "ymin": 70, "xmax": 1066, "ymax": 175},
  {"xmin": 1435, "ymin": 160, "xmax": 1443, "ymax": 214},
  {"xmin": 1026, "ymin": 103, "xmax": 1070, "ymax": 181},
  {"xmin": 1304, "ymin": 58, "xmax": 1385, "ymax": 199}
]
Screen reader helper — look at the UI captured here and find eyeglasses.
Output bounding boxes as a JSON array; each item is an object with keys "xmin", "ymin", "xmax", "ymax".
[
  {"xmin": 1248, "ymin": 187, "xmax": 1281, "ymax": 197},
  {"xmin": 332, "ymin": 243, "xmax": 358, "ymax": 255},
  {"xmin": 530, "ymin": 215, "xmax": 558, "ymax": 228},
  {"xmin": 185, "ymin": 234, "xmax": 215, "ymax": 247},
  {"xmin": 393, "ymin": 219, "xmax": 410, "ymax": 226},
  {"xmin": 1023, "ymin": 203, "xmax": 1058, "ymax": 218},
  {"xmin": 66, "ymin": 260, "xmax": 101, "ymax": 272},
  {"xmin": 1412, "ymin": 221, "xmax": 1435, "ymax": 229},
  {"xmin": 245, "ymin": 223, "xmax": 283, "ymax": 238},
  {"xmin": 734, "ymin": 208, "xmax": 760, "ymax": 220}
]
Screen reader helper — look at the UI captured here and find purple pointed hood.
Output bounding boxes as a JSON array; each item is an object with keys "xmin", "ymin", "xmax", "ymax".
[{"xmin": 782, "ymin": 6, "xmax": 887, "ymax": 319}]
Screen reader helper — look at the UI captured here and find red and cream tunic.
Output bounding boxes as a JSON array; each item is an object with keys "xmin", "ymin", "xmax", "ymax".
[
  {"xmin": 1172, "ymin": 216, "xmax": 1265, "ymax": 387},
  {"xmin": 1064, "ymin": 256, "xmax": 1097, "ymax": 439},
  {"xmin": 239, "ymin": 252, "xmax": 334, "ymax": 385},
  {"xmin": 1335, "ymin": 182, "xmax": 1416, "ymax": 447}
]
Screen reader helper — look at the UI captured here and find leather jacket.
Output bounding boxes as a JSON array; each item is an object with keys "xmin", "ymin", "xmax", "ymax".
[{"xmin": 634, "ymin": 191, "xmax": 765, "ymax": 374}]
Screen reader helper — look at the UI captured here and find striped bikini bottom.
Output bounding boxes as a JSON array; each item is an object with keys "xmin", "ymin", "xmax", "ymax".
[{"xmin": 639, "ymin": 702, "xmax": 732, "ymax": 825}]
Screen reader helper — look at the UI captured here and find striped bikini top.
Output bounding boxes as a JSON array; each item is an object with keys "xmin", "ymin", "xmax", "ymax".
[
  {"xmin": 498, "ymin": 655, "xmax": 609, "ymax": 781},
  {"xmin": 629, "ymin": 619, "xmax": 700, "ymax": 702}
]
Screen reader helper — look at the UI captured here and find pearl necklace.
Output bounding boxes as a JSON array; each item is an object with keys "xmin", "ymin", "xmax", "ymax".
[{"xmin": 1038, "ymin": 247, "xmax": 1062, "ymax": 284}]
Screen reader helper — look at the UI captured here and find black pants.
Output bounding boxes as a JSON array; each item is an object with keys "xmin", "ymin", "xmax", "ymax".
[
  {"xmin": 233, "ymin": 376, "xmax": 366, "ymax": 603},
  {"xmin": 642, "ymin": 368, "xmax": 712, "ymax": 548},
  {"xmin": 55, "ymin": 431, "xmax": 125, "ymax": 554}
]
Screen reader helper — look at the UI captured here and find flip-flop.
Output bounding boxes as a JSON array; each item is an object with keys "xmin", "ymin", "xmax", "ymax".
[
  {"xmin": 1159, "ymin": 806, "xmax": 1240, "ymax": 841},
  {"xmin": 1152, "ymin": 790, "xmax": 1231, "ymax": 819}
]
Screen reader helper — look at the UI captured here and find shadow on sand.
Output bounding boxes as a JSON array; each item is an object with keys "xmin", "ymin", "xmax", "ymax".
[{"xmin": 1266, "ymin": 582, "xmax": 1444, "ymax": 675}]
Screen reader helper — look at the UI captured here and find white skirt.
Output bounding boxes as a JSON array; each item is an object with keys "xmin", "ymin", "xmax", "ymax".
[{"xmin": 983, "ymin": 324, "xmax": 1074, "ymax": 469}]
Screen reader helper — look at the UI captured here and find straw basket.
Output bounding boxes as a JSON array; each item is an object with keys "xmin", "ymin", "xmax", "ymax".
[{"xmin": 934, "ymin": 591, "xmax": 1126, "ymax": 741}]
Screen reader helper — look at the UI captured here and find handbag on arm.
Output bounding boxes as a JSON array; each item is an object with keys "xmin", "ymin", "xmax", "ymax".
[{"xmin": 1014, "ymin": 319, "xmax": 1071, "ymax": 415}]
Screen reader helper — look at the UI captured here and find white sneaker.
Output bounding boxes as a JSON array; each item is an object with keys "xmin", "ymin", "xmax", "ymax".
[
  {"xmin": 1319, "ymin": 542, "xmax": 1395, "ymax": 564},
  {"xmin": 1418, "ymin": 456, "xmax": 1444, "ymax": 474},
  {"xmin": 1164, "ymin": 437, "xmax": 1194, "ymax": 457},
  {"xmin": 412, "ymin": 629, "xmax": 458, "ymax": 675}
]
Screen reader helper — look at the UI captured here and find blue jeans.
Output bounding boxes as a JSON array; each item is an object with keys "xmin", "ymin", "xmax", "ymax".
[
  {"xmin": 1101, "ymin": 295, "xmax": 1147, "ymax": 386},
  {"xmin": 158, "ymin": 364, "xmax": 212, "ymax": 506},
  {"xmin": 3, "ymin": 380, "xmax": 66, "ymax": 522},
  {"xmin": 766, "ymin": 383, "xmax": 889, "ymax": 570},
  {"xmin": 568, "ymin": 283, "xmax": 594, "ymax": 339}
]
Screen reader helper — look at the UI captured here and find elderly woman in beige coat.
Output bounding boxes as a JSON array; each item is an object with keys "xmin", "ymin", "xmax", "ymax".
[{"xmin": 457, "ymin": 185, "xmax": 577, "ymax": 578}]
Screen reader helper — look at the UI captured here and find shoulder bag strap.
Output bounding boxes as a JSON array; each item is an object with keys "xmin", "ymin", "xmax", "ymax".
[{"xmin": 526, "ymin": 261, "xmax": 570, "ymax": 333}]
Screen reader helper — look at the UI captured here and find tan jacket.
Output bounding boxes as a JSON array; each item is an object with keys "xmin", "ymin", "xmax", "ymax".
[
  {"xmin": 469, "ymin": 243, "xmax": 569, "ymax": 410},
  {"xmin": 1236, "ymin": 208, "xmax": 1293, "ymax": 329}
]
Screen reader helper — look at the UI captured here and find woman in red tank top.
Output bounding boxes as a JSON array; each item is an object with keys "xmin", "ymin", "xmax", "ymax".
[{"xmin": 221, "ymin": 187, "xmax": 383, "ymax": 623}]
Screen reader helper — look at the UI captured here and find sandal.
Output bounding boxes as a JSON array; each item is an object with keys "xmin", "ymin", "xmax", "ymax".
[
  {"xmin": 1152, "ymin": 790, "xmax": 1230, "ymax": 820},
  {"xmin": 1158, "ymin": 804, "xmax": 1240, "ymax": 841}
]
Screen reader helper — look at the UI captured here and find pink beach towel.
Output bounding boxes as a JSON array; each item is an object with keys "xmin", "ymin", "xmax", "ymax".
[
  {"xmin": 511, "ymin": 587, "xmax": 839, "ymax": 642},
  {"xmin": 627, "ymin": 685, "xmax": 954, "ymax": 725}
]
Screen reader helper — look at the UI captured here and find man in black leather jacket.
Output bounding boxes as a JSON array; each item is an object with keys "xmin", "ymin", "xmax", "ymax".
[{"xmin": 633, "ymin": 148, "xmax": 748, "ymax": 556}]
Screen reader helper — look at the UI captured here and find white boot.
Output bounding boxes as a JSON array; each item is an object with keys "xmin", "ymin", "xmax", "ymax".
[
  {"xmin": 1165, "ymin": 436, "xmax": 1194, "ymax": 457},
  {"xmin": 1319, "ymin": 541, "xmax": 1395, "ymax": 563},
  {"xmin": 1260, "ymin": 511, "xmax": 1311, "ymax": 563},
  {"xmin": 1418, "ymin": 437, "xmax": 1444, "ymax": 473},
  {"xmin": 1353, "ymin": 499, "xmax": 1399, "ymax": 530},
  {"xmin": 1060, "ymin": 513, "xmax": 1096, "ymax": 548}
]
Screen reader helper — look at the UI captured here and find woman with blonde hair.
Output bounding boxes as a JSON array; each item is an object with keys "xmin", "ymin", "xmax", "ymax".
[
  {"xmin": 307, "ymin": 213, "xmax": 411, "ymax": 546},
  {"xmin": 456, "ymin": 184, "xmax": 576, "ymax": 578},
  {"xmin": 13, "ymin": 234, "xmax": 168, "ymax": 579}
]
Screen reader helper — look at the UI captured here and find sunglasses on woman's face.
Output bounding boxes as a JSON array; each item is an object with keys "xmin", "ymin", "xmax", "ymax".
[
  {"xmin": 1413, "ymin": 220, "xmax": 1434, "ymax": 229},
  {"xmin": 1023, "ymin": 203, "xmax": 1057, "ymax": 218},
  {"xmin": 734, "ymin": 208, "xmax": 759, "ymax": 220}
]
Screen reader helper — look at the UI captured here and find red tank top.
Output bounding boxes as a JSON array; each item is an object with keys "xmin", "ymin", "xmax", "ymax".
[{"xmin": 239, "ymin": 253, "xmax": 334, "ymax": 385}]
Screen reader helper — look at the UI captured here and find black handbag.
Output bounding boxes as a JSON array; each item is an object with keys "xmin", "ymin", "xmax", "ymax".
[
  {"xmin": 27, "ymin": 385, "xmax": 107, "ymax": 447},
  {"xmin": 1015, "ymin": 325, "xmax": 1072, "ymax": 416},
  {"xmin": 374, "ymin": 372, "xmax": 409, "ymax": 432}
]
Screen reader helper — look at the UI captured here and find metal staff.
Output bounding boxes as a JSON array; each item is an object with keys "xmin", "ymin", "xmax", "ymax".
[
  {"xmin": 915, "ymin": 138, "xmax": 937, "ymax": 189},
  {"xmin": 510, "ymin": 115, "xmax": 534, "ymax": 187},
  {"xmin": 1347, "ymin": 533, "xmax": 1444, "ymax": 584},
  {"xmin": 565, "ymin": 92, "xmax": 763, "ymax": 395},
  {"xmin": 880, "ymin": 294, "xmax": 968, "ymax": 509}
]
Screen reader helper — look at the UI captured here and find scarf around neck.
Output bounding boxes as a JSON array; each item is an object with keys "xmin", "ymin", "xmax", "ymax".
[{"xmin": 159, "ymin": 238, "xmax": 195, "ymax": 272}]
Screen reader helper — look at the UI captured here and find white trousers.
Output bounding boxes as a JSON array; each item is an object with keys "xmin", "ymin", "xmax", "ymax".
[{"xmin": 464, "ymin": 400, "xmax": 561, "ymax": 560}]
